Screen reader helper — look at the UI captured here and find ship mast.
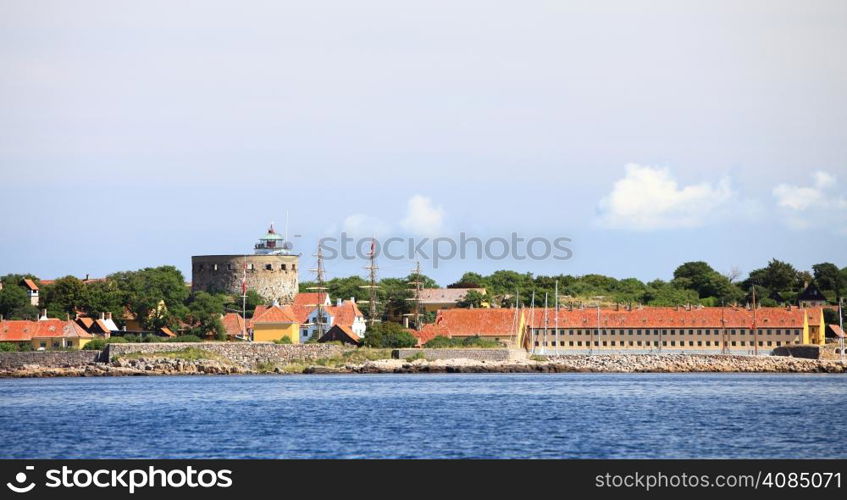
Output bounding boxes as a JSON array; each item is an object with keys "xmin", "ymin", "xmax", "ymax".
[{"xmin": 360, "ymin": 237, "xmax": 380, "ymax": 327}]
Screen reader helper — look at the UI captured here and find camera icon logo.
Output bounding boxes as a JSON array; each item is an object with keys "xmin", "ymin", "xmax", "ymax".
[{"xmin": 6, "ymin": 466, "xmax": 36, "ymax": 494}]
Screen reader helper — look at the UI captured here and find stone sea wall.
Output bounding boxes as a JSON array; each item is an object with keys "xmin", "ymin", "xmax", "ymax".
[
  {"xmin": 0, "ymin": 351, "xmax": 103, "ymax": 370},
  {"xmin": 393, "ymin": 348, "xmax": 527, "ymax": 361},
  {"xmin": 105, "ymin": 342, "xmax": 349, "ymax": 368}
]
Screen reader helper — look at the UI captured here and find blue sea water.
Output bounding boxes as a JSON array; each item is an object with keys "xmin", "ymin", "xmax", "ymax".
[{"xmin": 0, "ymin": 373, "xmax": 845, "ymax": 459}]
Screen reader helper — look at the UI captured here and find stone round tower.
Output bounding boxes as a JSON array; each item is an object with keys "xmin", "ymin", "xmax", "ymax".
[{"xmin": 191, "ymin": 224, "xmax": 299, "ymax": 303}]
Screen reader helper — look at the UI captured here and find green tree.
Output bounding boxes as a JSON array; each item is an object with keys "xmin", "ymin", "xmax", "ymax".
[
  {"xmin": 745, "ymin": 259, "xmax": 799, "ymax": 293},
  {"xmin": 813, "ymin": 263, "xmax": 842, "ymax": 296},
  {"xmin": 0, "ymin": 281, "xmax": 39, "ymax": 320},
  {"xmin": 456, "ymin": 289, "xmax": 487, "ymax": 308},
  {"xmin": 112, "ymin": 266, "xmax": 189, "ymax": 330},
  {"xmin": 185, "ymin": 292, "xmax": 226, "ymax": 339},
  {"xmin": 363, "ymin": 321, "xmax": 417, "ymax": 348},
  {"xmin": 42, "ymin": 276, "xmax": 88, "ymax": 317}
]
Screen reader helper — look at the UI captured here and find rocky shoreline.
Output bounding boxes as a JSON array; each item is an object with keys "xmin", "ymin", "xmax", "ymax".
[{"xmin": 2, "ymin": 353, "xmax": 844, "ymax": 378}]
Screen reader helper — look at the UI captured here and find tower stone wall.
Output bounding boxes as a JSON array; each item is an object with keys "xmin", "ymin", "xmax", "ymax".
[{"xmin": 191, "ymin": 254, "xmax": 299, "ymax": 304}]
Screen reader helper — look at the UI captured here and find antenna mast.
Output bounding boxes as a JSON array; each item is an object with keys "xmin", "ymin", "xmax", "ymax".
[{"xmin": 752, "ymin": 286, "xmax": 758, "ymax": 355}]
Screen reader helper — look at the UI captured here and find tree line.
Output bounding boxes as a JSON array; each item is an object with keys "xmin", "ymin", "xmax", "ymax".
[{"xmin": 1, "ymin": 259, "xmax": 844, "ymax": 337}]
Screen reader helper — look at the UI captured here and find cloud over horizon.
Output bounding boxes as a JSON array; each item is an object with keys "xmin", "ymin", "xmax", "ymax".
[
  {"xmin": 401, "ymin": 195, "xmax": 446, "ymax": 237},
  {"xmin": 773, "ymin": 171, "xmax": 847, "ymax": 232},
  {"xmin": 597, "ymin": 164, "xmax": 737, "ymax": 231}
]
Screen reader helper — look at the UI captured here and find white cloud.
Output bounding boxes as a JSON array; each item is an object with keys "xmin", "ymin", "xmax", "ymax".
[
  {"xmin": 340, "ymin": 213, "xmax": 390, "ymax": 238},
  {"xmin": 772, "ymin": 171, "xmax": 847, "ymax": 232},
  {"xmin": 401, "ymin": 194, "xmax": 445, "ymax": 236},
  {"xmin": 597, "ymin": 163, "xmax": 736, "ymax": 230}
]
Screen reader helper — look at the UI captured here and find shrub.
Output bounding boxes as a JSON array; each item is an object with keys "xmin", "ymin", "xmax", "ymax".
[
  {"xmin": 83, "ymin": 339, "xmax": 105, "ymax": 350},
  {"xmin": 83, "ymin": 337, "xmax": 128, "ymax": 350},
  {"xmin": 0, "ymin": 342, "xmax": 21, "ymax": 352},
  {"xmin": 424, "ymin": 335, "xmax": 499, "ymax": 348},
  {"xmin": 363, "ymin": 322, "xmax": 417, "ymax": 348},
  {"xmin": 273, "ymin": 336, "xmax": 293, "ymax": 345}
]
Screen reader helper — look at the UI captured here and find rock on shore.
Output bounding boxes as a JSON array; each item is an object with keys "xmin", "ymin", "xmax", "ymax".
[{"xmin": 0, "ymin": 353, "xmax": 843, "ymax": 378}]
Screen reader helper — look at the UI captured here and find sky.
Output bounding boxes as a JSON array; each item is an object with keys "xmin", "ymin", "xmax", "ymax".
[{"xmin": 1, "ymin": 0, "xmax": 845, "ymax": 286}]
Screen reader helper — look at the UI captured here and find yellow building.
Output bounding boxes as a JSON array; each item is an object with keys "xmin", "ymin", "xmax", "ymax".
[
  {"xmin": 0, "ymin": 319, "xmax": 93, "ymax": 350},
  {"xmin": 250, "ymin": 303, "xmax": 300, "ymax": 343},
  {"xmin": 804, "ymin": 307, "xmax": 826, "ymax": 345}
]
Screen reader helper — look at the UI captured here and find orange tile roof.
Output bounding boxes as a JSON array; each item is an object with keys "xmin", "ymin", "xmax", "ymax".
[
  {"xmin": 22, "ymin": 279, "xmax": 38, "ymax": 291},
  {"xmin": 325, "ymin": 300, "xmax": 363, "ymax": 328},
  {"xmin": 291, "ymin": 305, "xmax": 315, "ymax": 323},
  {"xmin": 221, "ymin": 313, "xmax": 246, "ymax": 336},
  {"xmin": 293, "ymin": 293, "xmax": 329, "ymax": 308},
  {"xmin": 425, "ymin": 308, "xmax": 519, "ymax": 337},
  {"xmin": 415, "ymin": 323, "xmax": 447, "ymax": 344},
  {"xmin": 252, "ymin": 304, "xmax": 298, "ymax": 324},
  {"xmin": 829, "ymin": 324, "xmax": 845, "ymax": 338},
  {"xmin": 159, "ymin": 327, "xmax": 176, "ymax": 337},
  {"xmin": 806, "ymin": 308, "xmax": 822, "ymax": 326},
  {"xmin": 0, "ymin": 319, "xmax": 92, "ymax": 341},
  {"xmin": 77, "ymin": 317, "xmax": 95, "ymax": 329},
  {"xmin": 526, "ymin": 306, "xmax": 807, "ymax": 329}
]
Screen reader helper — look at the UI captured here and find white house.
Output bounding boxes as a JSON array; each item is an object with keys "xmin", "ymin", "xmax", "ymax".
[{"xmin": 300, "ymin": 298, "xmax": 367, "ymax": 342}]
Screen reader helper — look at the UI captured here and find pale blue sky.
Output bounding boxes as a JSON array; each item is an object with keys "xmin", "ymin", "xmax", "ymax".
[{"xmin": 1, "ymin": 0, "xmax": 845, "ymax": 285}]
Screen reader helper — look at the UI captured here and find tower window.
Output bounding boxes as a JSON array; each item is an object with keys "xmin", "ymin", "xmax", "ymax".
[
  {"xmin": 265, "ymin": 264, "xmax": 273, "ymax": 271},
  {"xmin": 281, "ymin": 264, "xmax": 287, "ymax": 271}
]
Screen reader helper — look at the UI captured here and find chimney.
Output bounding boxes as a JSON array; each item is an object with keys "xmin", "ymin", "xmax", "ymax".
[
  {"xmin": 403, "ymin": 316, "xmax": 409, "ymax": 328},
  {"xmin": 40, "ymin": 309, "xmax": 48, "ymax": 320},
  {"xmin": 100, "ymin": 312, "xmax": 105, "ymax": 320},
  {"xmin": 350, "ymin": 297, "xmax": 355, "ymax": 303},
  {"xmin": 337, "ymin": 298, "xmax": 342, "ymax": 307},
  {"xmin": 106, "ymin": 312, "xmax": 112, "ymax": 320},
  {"xmin": 85, "ymin": 273, "xmax": 90, "ymax": 281}
]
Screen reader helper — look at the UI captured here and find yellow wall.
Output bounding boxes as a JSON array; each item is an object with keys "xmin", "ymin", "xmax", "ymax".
[
  {"xmin": 29, "ymin": 337, "xmax": 89, "ymax": 350},
  {"xmin": 803, "ymin": 309, "xmax": 825, "ymax": 345},
  {"xmin": 253, "ymin": 323, "xmax": 299, "ymax": 343}
]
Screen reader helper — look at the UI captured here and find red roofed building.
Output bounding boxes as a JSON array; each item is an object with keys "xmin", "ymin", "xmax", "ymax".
[
  {"xmin": 525, "ymin": 305, "xmax": 823, "ymax": 354},
  {"xmin": 300, "ymin": 299, "xmax": 366, "ymax": 342},
  {"xmin": 221, "ymin": 313, "xmax": 247, "ymax": 340},
  {"xmin": 251, "ymin": 303, "xmax": 299, "ymax": 343},
  {"xmin": 0, "ymin": 318, "xmax": 94, "ymax": 350},
  {"xmin": 21, "ymin": 279, "xmax": 39, "ymax": 306},
  {"xmin": 416, "ymin": 308, "xmax": 524, "ymax": 347}
]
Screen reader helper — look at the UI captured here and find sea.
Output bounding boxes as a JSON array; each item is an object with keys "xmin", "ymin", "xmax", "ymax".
[{"xmin": 1, "ymin": 373, "xmax": 845, "ymax": 459}]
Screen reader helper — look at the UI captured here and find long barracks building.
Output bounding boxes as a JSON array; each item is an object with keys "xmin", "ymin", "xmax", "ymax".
[{"xmin": 524, "ymin": 305, "xmax": 825, "ymax": 355}]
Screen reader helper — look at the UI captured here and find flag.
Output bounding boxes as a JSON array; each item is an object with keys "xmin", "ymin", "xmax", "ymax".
[
  {"xmin": 242, "ymin": 259, "xmax": 247, "ymax": 295},
  {"xmin": 369, "ymin": 238, "xmax": 376, "ymax": 257}
]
